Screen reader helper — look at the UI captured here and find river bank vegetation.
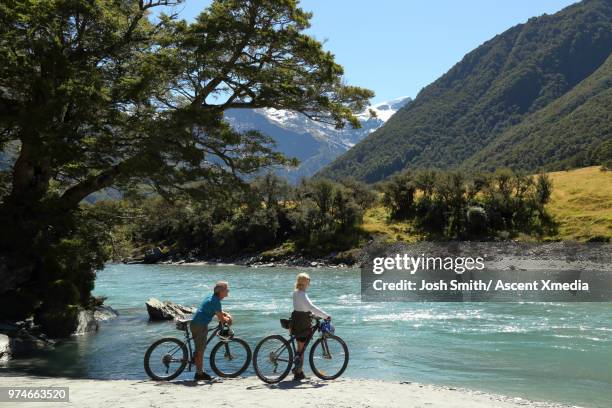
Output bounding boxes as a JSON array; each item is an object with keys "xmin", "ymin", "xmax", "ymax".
[{"xmin": 97, "ymin": 166, "xmax": 611, "ymax": 268}]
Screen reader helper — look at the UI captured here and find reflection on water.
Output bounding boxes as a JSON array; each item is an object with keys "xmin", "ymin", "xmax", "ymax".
[{"xmin": 2, "ymin": 264, "xmax": 611, "ymax": 407}]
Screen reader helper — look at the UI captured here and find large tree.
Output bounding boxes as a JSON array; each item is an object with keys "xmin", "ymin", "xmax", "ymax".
[{"xmin": 0, "ymin": 0, "xmax": 372, "ymax": 334}]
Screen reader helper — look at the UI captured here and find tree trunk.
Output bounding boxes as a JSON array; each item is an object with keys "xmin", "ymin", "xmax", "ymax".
[
  {"xmin": 7, "ymin": 138, "xmax": 52, "ymax": 206},
  {"xmin": 0, "ymin": 136, "xmax": 53, "ymax": 295}
]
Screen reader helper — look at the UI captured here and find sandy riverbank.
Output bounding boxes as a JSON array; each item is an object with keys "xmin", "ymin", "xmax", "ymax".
[{"xmin": 0, "ymin": 375, "xmax": 575, "ymax": 408}]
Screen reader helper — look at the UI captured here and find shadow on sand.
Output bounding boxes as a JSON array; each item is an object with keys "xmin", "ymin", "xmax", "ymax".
[
  {"xmin": 152, "ymin": 378, "xmax": 224, "ymax": 388},
  {"xmin": 148, "ymin": 376, "xmax": 330, "ymax": 391},
  {"xmin": 246, "ymin": 379, "xmax": 329, "ymax": 391}
]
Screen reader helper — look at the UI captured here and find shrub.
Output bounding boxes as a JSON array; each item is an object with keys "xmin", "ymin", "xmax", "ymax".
[
  {"xmin": 381, "ymin": 172, "xmax": 416, "ymax": 220},
  {"xmin": 381, "ymin": 168, "xmax": 556, "ymax": 240},
  {"xmin": 466, "ymin": 206, "xmax": 488, "ymax": 238}
]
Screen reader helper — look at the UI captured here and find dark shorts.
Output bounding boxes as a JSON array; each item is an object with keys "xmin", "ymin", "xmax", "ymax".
[
  {"xmin": 190, "ymin": 322, "xmax": 208, "ymax": 354},
  {"xmin": 291, "ymin": 311, "xmax": 312, "ymax": 341}
]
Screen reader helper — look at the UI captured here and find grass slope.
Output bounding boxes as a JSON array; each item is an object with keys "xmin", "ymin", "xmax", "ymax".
[{"xmin": 545, "ymin": 166, "xmax": 612, "ymax": 240}]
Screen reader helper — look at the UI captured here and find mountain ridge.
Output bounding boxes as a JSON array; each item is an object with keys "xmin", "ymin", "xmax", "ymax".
[{"xmin": 319, "ymin": 0, "xmax": 612, "ymax": 182}]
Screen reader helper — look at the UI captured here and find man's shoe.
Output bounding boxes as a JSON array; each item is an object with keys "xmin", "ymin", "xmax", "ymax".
[
  {"xmin": 194, "ymin": 372, "xmax": 213, "ymax": 381},
  {"xmin": 293, "ymin": 371, "xmax": 306, "ymax": 381}
]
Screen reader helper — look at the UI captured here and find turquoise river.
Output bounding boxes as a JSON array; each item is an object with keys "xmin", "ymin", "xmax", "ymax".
[{"xmin": 3, "ymin": 264, "xmax": 612, "ymax": 407}]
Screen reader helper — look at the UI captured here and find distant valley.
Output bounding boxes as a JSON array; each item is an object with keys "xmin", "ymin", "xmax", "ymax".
[{"xmin": 225, "ymin": 97, "xmax": 411, "ymax": 183}]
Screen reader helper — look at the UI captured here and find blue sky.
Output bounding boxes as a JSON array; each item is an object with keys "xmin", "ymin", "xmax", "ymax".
[{"xmin": 167, "ymin": 0, "xmax": 578, "ymax": 104}]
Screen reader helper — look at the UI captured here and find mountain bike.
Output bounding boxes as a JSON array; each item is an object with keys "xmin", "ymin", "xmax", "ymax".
[
  {"xmin": 144, "ymin": 320, "xmax": 251, "ymax": 381},
  {"xmin": 253, "ymin": 315, "xmax": 349, "ymax": 383}
]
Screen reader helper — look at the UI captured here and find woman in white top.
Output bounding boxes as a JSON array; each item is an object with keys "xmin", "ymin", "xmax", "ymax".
[{"xmin": 291, "ymin": 272, "xmax": 331, "ymax": 381}]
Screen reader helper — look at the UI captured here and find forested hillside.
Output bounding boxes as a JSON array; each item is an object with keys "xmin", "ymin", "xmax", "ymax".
[
  {"xmin": 464, "ymin": 54, "xmax": 612, "ymax": 171},
  {"xmin": 320, "ymin": 0, "xmax": 612, "ymax": 182}
]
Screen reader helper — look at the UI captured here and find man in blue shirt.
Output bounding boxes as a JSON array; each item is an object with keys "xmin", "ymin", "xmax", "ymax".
[{"xmin": 190, "ymin": 281, "xmax": 232, "ymax": 381}]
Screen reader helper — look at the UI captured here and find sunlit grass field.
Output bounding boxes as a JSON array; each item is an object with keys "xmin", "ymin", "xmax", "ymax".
[{"xmin": 545, "ymin": 166, "xmax": 612, "ymax": 240}]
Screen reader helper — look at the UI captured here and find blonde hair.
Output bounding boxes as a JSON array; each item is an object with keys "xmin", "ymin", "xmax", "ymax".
[
  {"xmin": 294, "ymin": 273, "xmax": 310, "ymax": 291},
  {"xmin": 214, "ymin": 281, "xmax": 229, "ymax": 295}
]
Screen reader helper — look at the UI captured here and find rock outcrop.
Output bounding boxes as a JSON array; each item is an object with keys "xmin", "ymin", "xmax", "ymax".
[
  {"xmin": 8, "ymin": 328, "xmax": 55, "ymax": 357},
  {"xmin": 145, "ymin": 298, "xmax": 195, "ymax": 321},
  {"xmin": 0, "ymin": 334, "xmax": 10, "ymax": 363},
  {"xmin": 0, "ymin": 319, "xmax": 55, "ymax": 358}
]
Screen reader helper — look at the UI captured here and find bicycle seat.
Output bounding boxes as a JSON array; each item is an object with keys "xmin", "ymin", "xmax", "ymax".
[{"xmin": 280, "ymin": 318, "xmax": 292, "ymax": 330}]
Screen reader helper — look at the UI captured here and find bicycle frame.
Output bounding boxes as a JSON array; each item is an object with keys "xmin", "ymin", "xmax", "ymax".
[
  {"xmin": 274, "ymin": 317, "xmax": 324, "ymax": 368},
  {"xmin": 181, "ymin": 323, "xmax": 224, "ymax": 372}
]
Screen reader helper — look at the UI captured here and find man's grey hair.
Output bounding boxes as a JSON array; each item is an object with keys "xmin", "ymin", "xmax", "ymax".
[{"xmin": 214, "ymin": 281, "xmax": 229, "ymax": 295}]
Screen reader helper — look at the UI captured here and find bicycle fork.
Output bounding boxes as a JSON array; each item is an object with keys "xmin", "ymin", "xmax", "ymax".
[
  {"xmin": 320, "ymin": 337, "xmax": 332, "ymax": 359},
  {"xmin": 223, "ymin": 342, "xmax": 234, "ymax": 360}
]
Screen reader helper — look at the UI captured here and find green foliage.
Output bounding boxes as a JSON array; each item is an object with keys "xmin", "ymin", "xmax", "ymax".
[
  {"xmin": 320, "ymin": 0, "xmax": 612, "ymax": 182},
  {"xmin": 0, "ymin": 197, "xmax": 112, "ymax": 325},
  {"xmin": 535, "ymin": 173, "xmax": 553, "ymax": 207},
  {"xmin": 0, "ymin": 289, "xmax": 39, "ymax": 322},
  {"xmin": 337, "ymin": 177, "xmax": 377, "ymax": 209},
  {"xmin": 290, "ymin": 179, "xmax": 365, "ymax": 253},
  {"xmin": 45, "ymin": 280, "xmax": 81, "ymax": 308},
  {"xmin": 381, "ymin": 173, "xmax": 416, "ymax": 220},
  {"xmin": 115, "ymin": 175, "xmax": 369, "ymax": 259},
  {"xmin": 466, "ymin": 55, "xmax": 612, "ymax": 172},
  {"xmin": 597, "ymin": 140, "xmax": 612, "ymax": 171},
  {"xmin": 37, "ymin": 305, "xmax": 79, "ymax": 339},
  {"xmin": 0, "ymin": 0, "xmax": 372, "ymax": 336},
  {"xmin": 381, "ymin": 168, "xmax": 557, "ymax": 239}
]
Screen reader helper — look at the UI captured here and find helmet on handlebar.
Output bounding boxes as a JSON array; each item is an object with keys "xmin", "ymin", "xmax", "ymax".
[
  {"xmin": 320, "ymin": 320, "xmax": 335, "ymax": 335},
  {"xmin": 217, "ymin": 325, "xmax": 234, "ymax": 340}
]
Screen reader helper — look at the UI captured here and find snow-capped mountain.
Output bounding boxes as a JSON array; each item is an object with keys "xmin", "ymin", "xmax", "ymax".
[{"xmin": 224, "ymin": 96, "xmax": 411, "ymax": 182}]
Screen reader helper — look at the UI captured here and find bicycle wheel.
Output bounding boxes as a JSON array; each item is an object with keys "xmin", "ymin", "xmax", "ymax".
[
  {"xmin": 253, "ymin": 335, "xmax": 294, "ymax": 383},
  {"xmin": 210, "ymin": 337, "xmax": 252, "ymax": 378},
  {"xmin": 309, "ymin": 334, "xmax": 349, "ymax": 380},
  {"xmin": 144, "ymin": 337, "xmax": 188, "ymax": 381}
]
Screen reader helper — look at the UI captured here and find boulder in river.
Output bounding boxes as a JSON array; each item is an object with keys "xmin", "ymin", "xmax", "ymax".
[
  {"xmin": 7, "ymin": 329, "xmax": 55, "ymax": 356},
  {"xmin": 145, "ymin": 298, "xmax": 195, "ymax": 321},
  {"xmin": 94, "ymin": 305, "xmax": 119, "ymax": 321},
  {"xmin": 0, "ymin": 318, "xmax": 55, "ymax": 357},
  {"xmin": 74, "ymin": 309, "xmax": 99, "ymax": 335},
  {"xmin": 144, "ymin": 247, "xmax": 166, "ymax": 264}
]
